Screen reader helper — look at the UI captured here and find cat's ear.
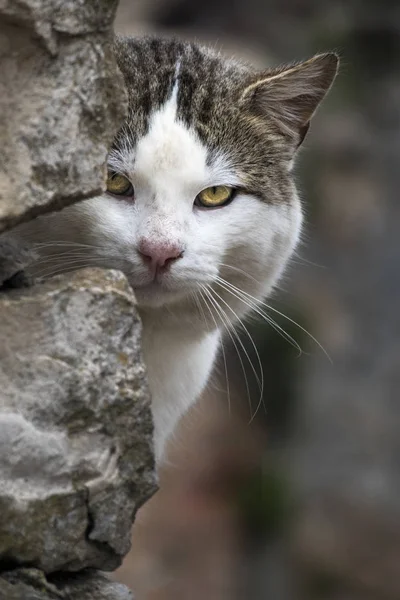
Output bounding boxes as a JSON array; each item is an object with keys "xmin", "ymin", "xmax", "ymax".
[{"xmin": 241, "ymin": 53, "xmax": 339, "ymax": 147}]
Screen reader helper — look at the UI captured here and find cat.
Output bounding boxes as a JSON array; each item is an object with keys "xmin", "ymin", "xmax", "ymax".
[{"xmin": 4, "ymin": 36, "xmax": 338, "ymax": 463}]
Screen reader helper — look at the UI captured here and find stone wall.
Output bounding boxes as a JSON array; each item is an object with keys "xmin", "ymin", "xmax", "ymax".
[
  {"xmin": 0, "ymin": 0, "xmax": 125, "ymax": 232},
  {"xmin": 0, "ymin": 2, "xmax": 156, "ymax": 598}
]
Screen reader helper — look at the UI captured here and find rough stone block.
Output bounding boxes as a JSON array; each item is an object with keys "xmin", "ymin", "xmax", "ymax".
[
  {"xmin": 0, "ymin": 0, "xmax": 126, "ymax": 232},
  {"xmin": 0, "ymin": 269, "xmax": 156, "ymax": 574},
  {"xmin": 0, "ymin": 568, "xmax": 133, "ymax": 600}
]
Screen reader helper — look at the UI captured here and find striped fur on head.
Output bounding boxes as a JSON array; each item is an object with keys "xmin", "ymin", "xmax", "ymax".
[{"xmin": 113, "ymin": 36, "xmax": 338, "ymax": 205}]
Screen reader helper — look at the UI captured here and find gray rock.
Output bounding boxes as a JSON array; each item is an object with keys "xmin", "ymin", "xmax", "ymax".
[
  {"xmin": 0, "ymin": 0, "xmax": 153, "ymax": 595},
  {"xmin": 0, "ymin": 269, "xmax": 156, "ymax": 574},
  {"xmin": 0, "ymin": 0, "xmax": 127, "ymax": 232},
  {"xmin": 0, "ymin": 236, "xmax": 35, "ymax": 286},
  {"xmin": 0, "ymin": 568, "xmax": 133, "ymax": 600}
]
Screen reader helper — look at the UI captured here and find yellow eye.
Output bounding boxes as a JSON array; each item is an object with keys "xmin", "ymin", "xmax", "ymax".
[
  {"xmin": 106, "ymin": 171, "xmax": 134, "ymax": 196},
  {"xmin": 195, "ymin": 186, "xmax": 234, "ymax": 208}
]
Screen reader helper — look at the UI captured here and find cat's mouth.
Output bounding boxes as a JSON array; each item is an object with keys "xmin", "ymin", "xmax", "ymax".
[
  {"xmin": 127, "ymin": 270, "xmax": 209, "ymax": 308},
  {"xmin": 130, "ymin": 279, "xmax": 189, "ymax": 307},
  {"xmin": 129, "ymin": 269, "xmax": 175, "ymax": 290}
]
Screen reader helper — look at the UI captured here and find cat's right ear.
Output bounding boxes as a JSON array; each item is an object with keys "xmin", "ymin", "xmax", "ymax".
[{"xmin": 240, "ymin": 53, "xmax": 339, "ymax": 148}]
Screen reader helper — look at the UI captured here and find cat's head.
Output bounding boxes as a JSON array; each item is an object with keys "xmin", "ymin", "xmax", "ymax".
[{"xmin": 33, "ymin": 38, "xmax": 338, "ymax": 319}]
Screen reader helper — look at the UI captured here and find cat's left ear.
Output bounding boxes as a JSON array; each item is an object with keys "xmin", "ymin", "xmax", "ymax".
[{"xmin": 241, "ymin": 53, "xmax": 339, "ymax": 148}]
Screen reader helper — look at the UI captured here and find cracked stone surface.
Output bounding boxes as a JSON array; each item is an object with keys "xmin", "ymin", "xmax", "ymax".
[
  {"xmin": 0, "ymin": 568, "xmax": 133, "ymax": 600},
  {"xmin": 0, "ymin": 0, "xmax": 127, "ymax": 232},
  {"xmin": 0, "ymin": 269, "xmax": 155, "ymax": 574},
  {"xmin": 0, "ymin": 1, "xmax": 154, "ymax": 596}
]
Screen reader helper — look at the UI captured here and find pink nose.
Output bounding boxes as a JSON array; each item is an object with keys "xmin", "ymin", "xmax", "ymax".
[{"xmin": 138, "ymin": 238, "xmax": 184, "ymax": 271}]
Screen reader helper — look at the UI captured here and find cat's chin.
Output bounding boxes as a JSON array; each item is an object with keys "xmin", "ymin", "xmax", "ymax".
[{"xmin": 130, "ymin": 279, "xmax": 190, "ymax": 309}]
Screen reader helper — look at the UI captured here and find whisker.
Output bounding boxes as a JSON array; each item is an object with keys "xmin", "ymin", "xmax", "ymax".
[
  {"xmin": 29, "ymin": 257, "xmax": 110, "ymax": 279},
  {"xmin": 32, "ymin": 241, "xmax": 105, "ymax": 251},
  {"xmin": 199, "ymin": 287, "xmax": 231, "ymax": 416},
  {"xmin": 192, "ymin": 291, "xmax": 208, "ymax": 331},
  {"xmin": 208, "ymin": 285, "xmax": 263, "ymax": 391},
  {"xmin": 262, "ymin": 301, "xmax": 332, "ymax": 364},
  {"xmin": 215, "ymin": 276, "xmax": 303, "ymax": 356},
  {"xmin": 219, "ymin": 262, "xmax": 262, "ymax": 285},
  {"xmin": 216, "ymin": 276, "xmax": 331, "ymax": 363},
  {"xmin": 206, "ymin": 285, "xmax": 264, "ymax": 423},
  {"xmin": 203, "ymin": 286, "xmax": 254, "ymax": 421},
  {"xmin": 30, "ymin": 252, "xmax": 103, "ymax": 265},
  {"xmin": 293, "ymin": 252, "xmax": 326, "ymax": 269}
]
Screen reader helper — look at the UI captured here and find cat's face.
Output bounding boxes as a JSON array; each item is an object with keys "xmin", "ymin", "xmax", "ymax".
[
  {"xmin": 29, "ymin": 38, "xmax": 337, "ymax": 317},
  {"xmin": 84, "ymin": 81, "xmax": 300, "ymax": 310}
]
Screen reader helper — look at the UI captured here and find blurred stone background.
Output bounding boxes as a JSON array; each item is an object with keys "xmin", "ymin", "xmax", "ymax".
[{"xmin": 113, "ymin": 1, "xmax": 400, "ymax": 599}]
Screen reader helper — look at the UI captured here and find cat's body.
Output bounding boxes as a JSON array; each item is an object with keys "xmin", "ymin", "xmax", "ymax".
[{"xmin": 4, "ymin": 37, "xmax": 338, "ymax": 462}]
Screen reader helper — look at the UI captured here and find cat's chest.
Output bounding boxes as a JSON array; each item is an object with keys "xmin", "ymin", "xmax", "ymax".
[
  {"xmin": 142, "ymin": 325, "xmax": 220, "ymax": 405},
  {"xmin": 140, "ymin": 323, "xmax": 220, "ymax": 461}
]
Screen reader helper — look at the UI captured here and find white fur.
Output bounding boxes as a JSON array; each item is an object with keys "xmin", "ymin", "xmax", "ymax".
[
  {"xmin": 141, "ymin": 319, "xmax": 220, "ymax": 462},
  {"xmin": 10, "ymin": 81, "xmax": 302, "ymax": 464}
]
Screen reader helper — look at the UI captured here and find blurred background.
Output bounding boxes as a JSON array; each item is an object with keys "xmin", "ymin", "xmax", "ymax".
[{"xmin": 113, "ymin": 1, "xmax": 400, "ymax": 598}]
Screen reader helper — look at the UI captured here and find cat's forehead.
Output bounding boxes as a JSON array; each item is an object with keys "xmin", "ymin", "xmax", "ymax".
[
  {"xmin": 133, "ymin": 77, "xmax": 209, "ymax": 187},
  {"xmin": 109, "ymin": 73, "xmax": 239, "ymax": 191},
  {"xmin": 111, "ymin": 38, "xmax": 246, "ymax": 184},
  {"xmin": 113, "ymin": 37, "xmax": 247, "ymax": 144},
  {"xmin": 112, "ymin": 36, "xmax": 291, "ymax": 203}
]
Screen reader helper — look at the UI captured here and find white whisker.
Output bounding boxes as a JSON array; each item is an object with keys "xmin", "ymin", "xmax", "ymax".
[
  {"xmin": 219, "ymin": 262, "xmax": 261, "ymax": 285},
  {"xmin": 32, "ymin": 241, "xmax": 104, "ymax": 250},
  {"xmin": 193, "ymin": 291, "xmax": 208, "ymax": 331},
  {"xmin": 209, "ymin": 289, "xmax": 255, "ymax": 420},
  {"xmin": 262, "ymin": 301, "xmax": 332, "ymax": 363},
  {"xmin": 293, "ymin": 252, "xmax": 326, "ymax": 269},
  {"xmin": 215, "ymin": 276, "xmax": 303, "ymax": 356},
  {"xmin": 202, "ymin": 286, "xmax": 254, "ymax": 421},
  {"xmin": 29, "ymin": 258, "xmax": 110, "ymax": 279},
  {"xmin": 206, "ymin": 284, "xmax": 264, "ymax": 423},
  {"xmin": 199, "ymin": 287, "xmax": 231, "ymax": 415},
  {"xmin": 216, "ymin": 276, "xmax": 331, "ymax": 363},
  {"xmin": 30, "ymin": 252, "xmax": 103, "ymax": 265}
]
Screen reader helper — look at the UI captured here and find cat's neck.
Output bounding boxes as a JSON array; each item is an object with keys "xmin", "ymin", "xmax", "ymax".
[{"xmin": 137, "ymin": 303, "xmax": 221, "ymax": 463}]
